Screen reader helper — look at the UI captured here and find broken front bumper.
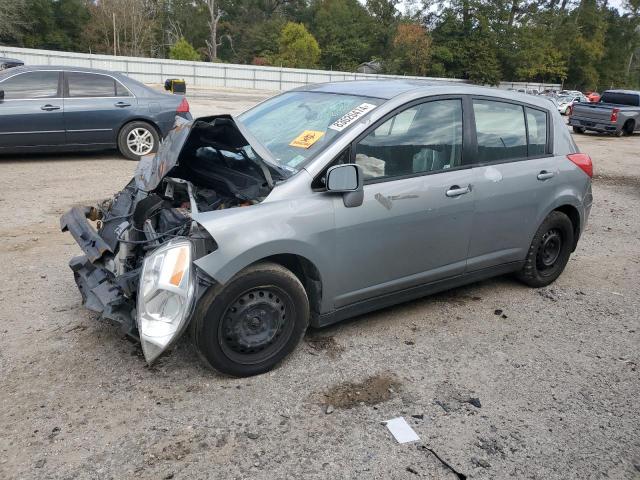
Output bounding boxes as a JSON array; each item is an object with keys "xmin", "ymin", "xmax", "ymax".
[{"xmin": 61, "ymin": 207, "xmax": 137, "ymax": 335}]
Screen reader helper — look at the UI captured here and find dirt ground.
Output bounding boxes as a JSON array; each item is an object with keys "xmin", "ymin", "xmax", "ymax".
[{"xmin": 1, "ymin": 89, "xmax": 639, "ymax": 480}]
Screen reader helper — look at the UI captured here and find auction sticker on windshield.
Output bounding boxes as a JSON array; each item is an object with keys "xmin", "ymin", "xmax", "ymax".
[
  {"xmin": 289, "ymin": 130, "xmax": 325, "ymax": 149},
  {"xmin": 328, "ymin": 103, "xmax": 377, "ymax": 132}
]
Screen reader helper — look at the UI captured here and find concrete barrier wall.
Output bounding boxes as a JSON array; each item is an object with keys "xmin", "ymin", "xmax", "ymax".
[{"xmin": 0, "ymin": 45, "xmax": 561, "ymax": 92}]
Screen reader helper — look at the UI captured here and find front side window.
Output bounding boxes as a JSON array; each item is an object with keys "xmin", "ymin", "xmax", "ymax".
[
  {"xmin": 0, "ymin": 71, "xmax": 59, "ymax": 99},
  {"xmin": 354, "ymin": 99, "xmax": 463, "ymax": 181},
  {"xmin": 473, "ymin": 100, "xmax": 527, "ymax": 162},
  {"xmin": 67, "ymin": 72, "xmax": 117, "ymax": 98}
]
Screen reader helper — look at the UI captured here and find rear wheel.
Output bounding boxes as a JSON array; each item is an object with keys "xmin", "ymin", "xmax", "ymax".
[
  {"xmin": 623, "ymin": 120, "xmax": 635, "ymax": 136},
  {"xmin": 572, "ymin": 126, "xmax": 585, "ymax": 134},
  {"xmin": 117, "ymin": 121, "xmax": 159, "ymax": 161},
  {"xmin": 517, "ymin": 211, "xmax": 574, "ymax": 288},
  {"xmin": 192, "ymin": 262, "xmax": 309, "ymax": 377}
]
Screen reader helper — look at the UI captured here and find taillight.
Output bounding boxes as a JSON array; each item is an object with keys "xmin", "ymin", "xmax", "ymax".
[
  {"xmin": 567, "ymin": 153, "xmax": 593, "ymax": 178},
  {"xmin": 610, "ymin": 108, "xmax": 619, "ymax": 122},
  {"xmin": 176, "ymin": 98, "xmax": 190, "ymax": 113}
]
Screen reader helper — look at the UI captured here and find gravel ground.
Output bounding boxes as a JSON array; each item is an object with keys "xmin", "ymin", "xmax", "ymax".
[{"xmin": 1, "ymin": 90, "xmax": 639, "ymax": 480}]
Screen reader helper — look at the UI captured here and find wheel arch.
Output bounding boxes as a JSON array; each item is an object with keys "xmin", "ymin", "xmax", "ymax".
[
  {"xmin": 251, "ymin": 254, "xmax": 323, "ymax": 324},
  {"xmin": 552, "ymin": 204, "xmax": 581, "ymax": 251}
]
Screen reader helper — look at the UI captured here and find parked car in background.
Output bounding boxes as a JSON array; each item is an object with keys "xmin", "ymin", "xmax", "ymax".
[
  {"xmin": 586, "ymin": 92, "xmax": 601, "ymax": 103},
  {"xmin": 569, "ymin": 89, "xmax": 640, "ymax": 136},
  {"xmin": 0, "ymin": 57, "xmax": 24, "ymax": 70},
  {"xmin": 556, "ymin": 94, "xmax": 587, "ymax": 115},
  {"xmin": 0, "ymin": 66, "xmax": 192, "ymax": 160},
  {"xmin": 61, "ymin": 80, "xmax": 593, "ymax": 376}
]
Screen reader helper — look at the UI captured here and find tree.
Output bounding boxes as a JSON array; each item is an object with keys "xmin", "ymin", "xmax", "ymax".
[
  {"xmin": 390, "ymin": 23, "xmax": 431, "ymax": 75},
  {"xmin": 0, "ymin": 0, "xmax": 29, "ymax": 44},
  {"xmin": 83, "ymin": 0, "xmax": 160, "ymax": 56},
  {"xmin": 275, "ymin": 22, "xmax": 321, "ymax": 68},
  {"xmin": 312, "ymin": 0, "xmax": 377, "ymax": 71},
  {"xmin": 169, "ymin": 37, "xmax": 201, "ymax": 61}
]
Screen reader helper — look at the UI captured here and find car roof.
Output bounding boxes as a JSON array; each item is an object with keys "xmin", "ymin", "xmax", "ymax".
[
  {"xmin": 294, "ymin": 79, "xmax": 555, "ymax": 109},
  {"xmin": 603, "ymin": 89, "xmax": 639, "ymax": 95},
  {"xmin": 0, "ymin": 65, "xmax": 128, "ymax": 77},
  {"xmin": 0, "ymin": 57, "xmax": 23, "ymax": 63}
]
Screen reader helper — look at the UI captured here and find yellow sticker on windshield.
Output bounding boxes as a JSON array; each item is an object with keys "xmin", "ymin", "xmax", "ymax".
[{"xmin": 289, "ymin": 130, "xmax": 325, "ymax": 149}]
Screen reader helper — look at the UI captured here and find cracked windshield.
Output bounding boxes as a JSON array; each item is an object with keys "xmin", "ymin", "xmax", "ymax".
[{"xmin": 237, "ymin": 91, "xmax": 383, "ymax": 171}]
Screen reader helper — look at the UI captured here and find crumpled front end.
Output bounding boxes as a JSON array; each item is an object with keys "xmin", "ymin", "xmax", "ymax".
[{"xmin": 61, "ymin": 114, "xmax": 278, "ymax": 363}]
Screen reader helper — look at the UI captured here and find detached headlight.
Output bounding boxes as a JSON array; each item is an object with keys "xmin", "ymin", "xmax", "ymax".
[{"xmin": 137, "ymin": 239, "xmax": 195, "ymax": 363}]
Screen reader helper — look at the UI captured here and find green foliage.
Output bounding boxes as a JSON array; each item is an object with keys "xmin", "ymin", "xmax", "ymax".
[
  {"xmin": 275, "ymin": 22, "xmax": 321, "ymax": 68},
  {"xmin": 4, "ymin": 0, "xmax": 640, "ymax": 89},
  {"xmin": 169, "ymin": 38, "xmax": 201, "ymax": 61}
]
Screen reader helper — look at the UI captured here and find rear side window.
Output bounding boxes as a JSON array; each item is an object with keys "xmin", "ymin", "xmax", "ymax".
[
  {"xmin": 67, "ymin": 72, "xmax": 117, "ymax": 97},
  {"xmin": 0, "ymin": 71, "xmax": 59, "ymax": 99},
  {"xmin": 526, "ymin": 107, "xmax": 547, "ymax": 156},
  {"xmin": 473, "ymin": 100, "xmax": 527, "ymax": 162},
  {"xmin": 473, "ymin": 100, "xmax": 549, "ymax": 162},
  {"xmin": 600, "ymin": 92, "xmax": 639, "ymax": 106}
]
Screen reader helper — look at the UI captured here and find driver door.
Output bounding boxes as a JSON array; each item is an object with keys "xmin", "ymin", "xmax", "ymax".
[{"xmin": 331, "ymin": 98, "xmax": 475, "ymax": 308}]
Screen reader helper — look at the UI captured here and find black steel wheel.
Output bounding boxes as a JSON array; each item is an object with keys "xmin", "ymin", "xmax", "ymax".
[
  {"xmin": 517, "ymin": 211, "xmax": 574, "ymax": 288},
  {"xmin": 192, "ymin": 262, "xmax": 309, "ymax": 377}
]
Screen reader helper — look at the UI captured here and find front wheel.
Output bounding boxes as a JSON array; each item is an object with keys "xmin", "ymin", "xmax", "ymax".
[
  {"xmin": 516, "ymin": 211, "xmax": 574, "ymax": 288},
  {"xmin": 192, "ymin": 262, "xmax": 309, "ymax": 377},
  {"xmin": 117, "ymin": 121, "xmax": 159, "ymax": 161},
  {"xmin": 572, "ymin": 126, "xmax": 585, "ymax": 134}
]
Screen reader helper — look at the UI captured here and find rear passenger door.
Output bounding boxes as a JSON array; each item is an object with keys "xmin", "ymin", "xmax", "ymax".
[
  {"xmin": 466, "ymin": 98, "xmax": 557, "ymax": 271},
  {"xmin": 63, "ymin": 71, "xmax": 136, "ymax": 146}
]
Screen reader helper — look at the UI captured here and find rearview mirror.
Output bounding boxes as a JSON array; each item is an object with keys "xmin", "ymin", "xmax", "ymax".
[{"xmin": 326, "ymin": 164, "xmax": 364, "ymax": 208}]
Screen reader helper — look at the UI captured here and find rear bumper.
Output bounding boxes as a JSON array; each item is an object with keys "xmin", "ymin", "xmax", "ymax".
[{"xmin": 569, "ymin": 117, "xmax": 618, "ymax": 133}]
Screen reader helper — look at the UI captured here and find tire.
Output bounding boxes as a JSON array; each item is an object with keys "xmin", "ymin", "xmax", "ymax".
[
  {"xmin": 117, "ymin": 121, "xmax": 160, "ymax": 161},
  {"xmin": 192, "ymin": 262, "xmax": 310, "ymax": 377},
  {"xmin": 622, "ymin": 120, "xmax": 635, "ymax": 136},
  {"xmin": 572, "ymin": 126, "xmax": 585, "ymax": 134},
  {"xmin": 516, "ymin": 211, "xmax": 575, "ymax": 288}
]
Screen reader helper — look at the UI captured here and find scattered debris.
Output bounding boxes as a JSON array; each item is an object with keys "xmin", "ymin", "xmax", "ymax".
[
  {"xmin": 404, "ymin": 340, "xmax": 415, "ymax": 346},
  {"xmin": 305, "ymin": 334, "xmax": 345, "ymax": 358},
  {"xmin": 325, "ymin": 405, "xmax": 334, "ymax": 415},
  {"xmin": 384, "ymin": 417, "xmax": 420, "ymax": 444},
  {"xmin": 35, "ymin": 459, "xmax": 46, "ymax": 469},
  {"xmin": 406, "ymin": 466, "xmax": 419, "ymax": 475},
  {"xmin": 465, "ymin": 397, "xmax": 482, "ymax": 408},
  {"xmin": 476, "ymin": 437, "xmax": 505, "ymax": 458},
  {"xmin": 246, "ymin": 432, "xmax": 260, "ymax": 440},
  {"xmin": 434, "ymin": 400, "xmax": 453, "ymax": 413},
  {"xmin": 322, "ymin": 374, "xmax": 400, "ymax": 409},
  {"xmin": 419, "ymin": 445, "xmax": 467, "ymax": 479},
  {"xmin": 411, "ymin": 414, "xmax": 424, "ymax": 420},
  {"xmin": 494, "ymin": 309, "xmax": 503, "ymax": 315}
]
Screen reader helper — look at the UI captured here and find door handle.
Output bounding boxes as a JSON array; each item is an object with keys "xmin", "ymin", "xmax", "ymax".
[
  {"xmin": 537, "ymin": 170, "xmax": 555, "ymax": 181},
  {"xmin": 41, "ymin": 104, "xmax": 60, "ymax": 111},
  {"xmin": 114, "ymin": 101, "xmax": 131, "ymax": 108},
  {"xmin": 446, "ymin": 185, "xmax": 471, "ymax": 197}
]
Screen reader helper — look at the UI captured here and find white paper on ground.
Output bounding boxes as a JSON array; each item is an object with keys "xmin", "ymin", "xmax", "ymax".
[{"xmin": 384, "ymin": 417, "xmax": 420, "ymax": 444}]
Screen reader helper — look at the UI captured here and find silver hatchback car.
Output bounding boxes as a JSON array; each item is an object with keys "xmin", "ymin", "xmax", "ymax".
[{"xmin": 61, "ymin": 80, "xmax": 593, "ymax": 376}]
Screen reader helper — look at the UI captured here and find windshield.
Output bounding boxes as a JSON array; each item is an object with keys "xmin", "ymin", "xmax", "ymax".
[{"xmin": 237, "ymin": 91, "xmax": 383, "ymax": 171}]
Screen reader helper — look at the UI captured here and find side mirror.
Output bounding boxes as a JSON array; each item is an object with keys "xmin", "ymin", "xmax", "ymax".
[{"xmin": 326, "ymin": 164, "xmax": 364, "ymax": 208}]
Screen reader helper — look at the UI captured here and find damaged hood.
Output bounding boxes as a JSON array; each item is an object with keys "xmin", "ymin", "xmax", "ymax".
[{"xmin": 135, "ymin": 114, "xmax": 288, "ymax": 193}]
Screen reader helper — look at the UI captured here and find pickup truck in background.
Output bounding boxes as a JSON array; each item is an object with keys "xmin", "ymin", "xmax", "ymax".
[{"xmin": 569, "ymin": 90, "xmax": 640, "ymax": 136}]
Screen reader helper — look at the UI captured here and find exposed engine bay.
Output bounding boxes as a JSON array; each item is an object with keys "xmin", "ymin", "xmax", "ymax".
[{"xmin": 60, "ymin": 115, "xmax": 280, "ymax": 336}]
